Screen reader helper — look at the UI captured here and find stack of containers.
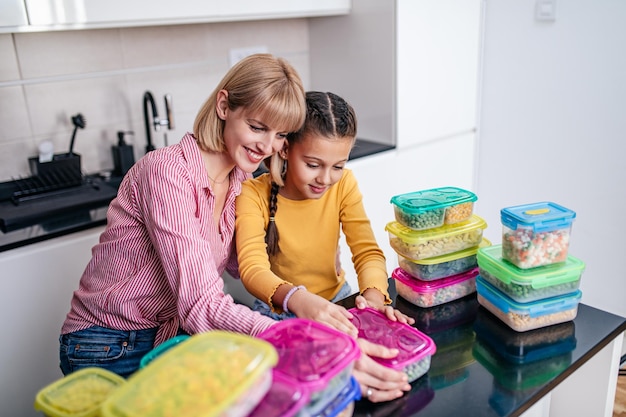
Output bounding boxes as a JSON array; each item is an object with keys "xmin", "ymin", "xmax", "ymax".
[
  {"xmin": 258, "ymin": 318, "xmax": 361, "ymax": 417},
  {"xmin": 385, "ymin": 186, "xmax": 490, "ymax": 308},
  {"xmin": 476, "ymin": 202, "xmax": 585, "ymax": 332}
]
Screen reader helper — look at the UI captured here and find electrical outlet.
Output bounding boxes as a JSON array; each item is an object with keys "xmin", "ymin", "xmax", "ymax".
[{"xmin": 229, "ymin": 46, "xmax": 269, "ymax": 67}]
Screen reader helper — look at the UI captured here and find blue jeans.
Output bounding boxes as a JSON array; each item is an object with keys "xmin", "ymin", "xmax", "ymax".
[
  {"xmin": 254, "ymin": 281, "xmax": 354, "ymax": 321},
  {"xmin": 59, "ymin": 326, "xmax": 158, "ymax": 378}
]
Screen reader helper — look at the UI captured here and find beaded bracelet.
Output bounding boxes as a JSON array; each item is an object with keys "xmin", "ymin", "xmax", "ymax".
[{"xmin": 283, "ymin": 285, "xmax": 306, "ymax": 314}]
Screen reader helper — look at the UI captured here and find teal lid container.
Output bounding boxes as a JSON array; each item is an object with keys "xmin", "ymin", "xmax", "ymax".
[{"xmin": 391, "ymin": 186, "xmax": 477, "ymax": 230}]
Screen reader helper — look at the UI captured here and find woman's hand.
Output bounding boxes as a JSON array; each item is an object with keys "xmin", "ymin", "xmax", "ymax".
[
  {"xmin": 288, "ymin": 289, "xmax": 358, "ymax": 338},
  {"xmin": 356, "ymin": 291, "xmax": 415, "ymax": 325},
  {"xmin": 353, "ymin": 338, "xmax": 412, "ymax": 403}
]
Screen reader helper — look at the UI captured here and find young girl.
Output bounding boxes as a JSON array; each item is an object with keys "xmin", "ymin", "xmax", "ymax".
[
  {"xmin": 235, "ymin": 91, "xmax": 413, "ymax": 339},
  {"xmin": 58, "ymin": 54, "xmax": 306, "ymax": 378}
]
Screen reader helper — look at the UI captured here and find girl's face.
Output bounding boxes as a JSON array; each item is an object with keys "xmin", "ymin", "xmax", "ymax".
[
  {"xmin": 217, "ymin": 91, "xmax": 289, "ymax": 173},
  {"xmin": 280, "ymin": 134, "xmax": 354, "ymax": 201}
]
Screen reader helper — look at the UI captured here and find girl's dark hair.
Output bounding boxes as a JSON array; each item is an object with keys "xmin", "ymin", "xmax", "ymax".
[{"xmin": 265, "ymin": 91, "xmax": 357, "ymax": 256}]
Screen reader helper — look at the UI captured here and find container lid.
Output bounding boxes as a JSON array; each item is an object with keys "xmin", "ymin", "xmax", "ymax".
[
  {"xmin": 407, "ymin": 238, "xmax": 491, "ymax": 266},
  {"xmin": 390, "ymin": 187, "xmax": 477, "ymax": 213},
  {"xmin": 258, "ymin": 319, "xmax": 360, "ymax": 392},
  {"xmin": 139, "ymin": 334, "xmax": 190, "ymax": 369},
  {"xmin": 247, "ymin": 371, "xmax": 310, "ymax": 417},
  {"xmin": 100, "ymin": 331, "xmax": 278, "ymax": 417},
  {"xmin": 385, "ymin": 214, "xmax": 487, "ymax": 244},
  {"xmin": 477, "ymin": 244, "xmax": 585, "ymax": 288},
  {"xmin": 34, "ymin": 367, "xmax": 126, "ymax": 417},
  {"xmin": 501, "ymin": 202, "xmax": 576, "ymax": 232},
  {"xmin": 393, "ymin": 267, "xmax": 479, "ymax": 294},
  {"xmin": 476, "ymin": 275, "xmax": 582, "ymax": 317},
  {"xmin": 347, "ymin": 307, "xmax": 436, "ymax": 371}
]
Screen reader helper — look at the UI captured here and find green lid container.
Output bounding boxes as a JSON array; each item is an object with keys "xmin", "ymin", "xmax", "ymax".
[{"xmin": 477, "ymin": 244, "xmax": 585, "ymax": 303}]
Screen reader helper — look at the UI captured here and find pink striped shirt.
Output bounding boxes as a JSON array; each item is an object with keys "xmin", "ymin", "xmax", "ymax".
[{"xmin": 62, "ymin": 133, "xmax": 275, "ymax": 345}]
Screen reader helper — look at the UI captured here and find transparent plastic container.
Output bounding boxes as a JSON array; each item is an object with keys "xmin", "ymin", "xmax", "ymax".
[
  {"xmin": 393, "ymin": 267, "xmax": 479, "ymax": 308},
  {"xmin": 34, "ymin": 367, "xmax": 126, "ymax": 417},
  {"xmin": 477, "ymin": 244, "xmax": 585, "ymax": 303},
  {"xmin": 304, "ymin": 376, "xmax": 360, "ymax": 417},
  {"xmin": 390, "ymin": 187, "xmax": 477, "ymax": 230},
  {"xmin": 348, "ymin": 307, "xmax": 436, "ymax": 382},
  {"xmin": 100, "ymin": 331, "xmax": 277, "ymax": 417},
  {"xmin": 386, "ymin": 215, "xmax": 487, "ymax": 261},
  {"xmin": 476, "ymin": 275, "xmax": 582, "ymax": 332},
  {"xmin": 501, "ymin": 201, "xmax": 576, "ymax": 269},
  {"xmin": 398, "ymin": 238, "xmax": 491, "ymax": 281},
  {"xmin": 258, "ymin": 319, "xmax": 360, "ymax": 404}
]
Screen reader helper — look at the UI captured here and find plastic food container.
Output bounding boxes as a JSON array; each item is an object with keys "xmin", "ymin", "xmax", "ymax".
[
  {"xmin": 348, "ymin": 307, "xmax": 436, "ymax": 382},
  {"xmin": 477, "ymin": 244, "xmax": 585, "ymax": 303},
  {"xmin": 473, "ymin": 337, "xmax": 572, "ymax": 391},
  {"xmin": 139, "ymin": 334, "xmax": 190, "ymax": 369},
  {"xmin": 476, "ymin": 275, "xmax": 582, "ymax": 332},
  {"xmin": 247, "ymin": 371, "xmax": 309, "ymax": 417},
  {"xmin": 390, "ymin": 187, "xmax": 477, "ymax": 230},
  {"xmin": 393, "ymin": 267, "xmax": 479, "ymax": 308},
  {"xmin": 100, "ymin": 331, "xmax": 277, "ymax": 417},
  {"xmin": 398, "ymin": 238, "xmax": 491, "ymax": 281},
  {"xmin": 258, "ymin": 319, "xmax": 360, "ymax": 404},
  {"xmin": 35, "ymin": 367, "xmax": 126, "ymax": 417},
  {"xmin": 399, "ymin": 293, "xmax": 479, "ymax": 334},
  {"xmin": 473, "ymin": 307, "xmax": 576, "ymax": 364},
  {"xmin": 386, "ymin": 214, "xmax": 487, "ymax": 261},
  {"xmin": 501, "ymin": 201, "xmax": 576, "ymax": 269}
]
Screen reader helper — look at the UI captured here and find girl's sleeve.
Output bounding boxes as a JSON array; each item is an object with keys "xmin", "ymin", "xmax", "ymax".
[
  {"xmin": 339, "ymin": 170, "xmax": 391, "ymax": 303},
  {"xmin": 235, "ymin": 179, "xmax": 291, "ymax": 311},
  {"xmin": 136, "ymin": 158, "xmax": 274, "ymax": 336}
]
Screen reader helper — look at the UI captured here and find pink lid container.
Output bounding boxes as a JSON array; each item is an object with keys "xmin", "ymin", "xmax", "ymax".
[
  {"xmin": 258, "ymin": 319, "xmax": 360, "ymax": 402},
  {"xmin": 348, "ymin": 307, "xmax": 436, "ymax": 382},
  {"xmin": 393, "ymin": 267, "xmax": 479, "ymax": 308}
]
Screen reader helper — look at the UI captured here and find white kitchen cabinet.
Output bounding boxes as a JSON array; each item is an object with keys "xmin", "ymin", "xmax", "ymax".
[
  {"xmin": 0, "ymin": 227, "xmax": 103, "ymax": 417},
  {"xmin": 7, "ymin": 0, "xmax": 350, "ymax": 33},
  {"xmin": 0, "ymin": 0, "xmax": 28, "ymax": 28},
  {"xmin": 309, "ymin": 0, "xmax": 483, "ymax": 149}
]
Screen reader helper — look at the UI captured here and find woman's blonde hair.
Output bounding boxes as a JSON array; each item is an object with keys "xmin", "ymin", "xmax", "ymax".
[{"xmin": 193, "ymin": 54, "xmax": 306, "ymax": 152}]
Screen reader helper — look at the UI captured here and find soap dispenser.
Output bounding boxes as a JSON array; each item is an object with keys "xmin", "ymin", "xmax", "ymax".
[{"xmin": 112, "ymin": 131, "xmax": 135, "ymax": 176}]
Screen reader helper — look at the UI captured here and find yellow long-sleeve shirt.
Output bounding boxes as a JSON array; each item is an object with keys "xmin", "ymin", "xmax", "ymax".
[{"xmin": 235, "ymin": 170, "xmax": 390, "ymax": 312}]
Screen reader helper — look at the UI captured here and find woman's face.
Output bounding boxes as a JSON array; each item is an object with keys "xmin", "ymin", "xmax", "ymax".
[
  {"xmin": 280, "ymin": 134, "xmax": 353, "ymax": 201},
  {"xmin": 217, "ymin": 91, "xmax": 289, "ymax": 173}
]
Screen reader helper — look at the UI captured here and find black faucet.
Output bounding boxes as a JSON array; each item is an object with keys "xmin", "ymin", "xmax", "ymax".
[{"xmin": 143, "ymin": 91, "xmax": 175, "ymax": 154}]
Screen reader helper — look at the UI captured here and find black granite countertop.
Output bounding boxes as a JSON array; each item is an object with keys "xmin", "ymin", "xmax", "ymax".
[{"xmin": 336, "ymin": 281, "xmax": 626, "ymax": 417}]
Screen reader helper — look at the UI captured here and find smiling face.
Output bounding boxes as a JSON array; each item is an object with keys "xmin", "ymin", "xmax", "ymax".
[
  {"xmin": 280, "ymin": 133, "xmax": 354, "ymax": 200},
  {"xmin": 217, "ymin": 91, "xmax": 290, "ymax": 173}
]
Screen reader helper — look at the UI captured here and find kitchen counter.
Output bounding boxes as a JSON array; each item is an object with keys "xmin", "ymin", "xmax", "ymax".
[
  {"xmin": 0, "ymin": 139, "xmax": 394, "ymax": 253},
  {"xmin": 336, "ymin": 281, "xmax": 626, "ymax": 417}
]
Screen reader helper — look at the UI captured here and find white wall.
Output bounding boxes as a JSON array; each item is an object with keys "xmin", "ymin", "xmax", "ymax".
[{"xmin": 476, "ymin": 0, "xmax": 626, "ymax": 317}]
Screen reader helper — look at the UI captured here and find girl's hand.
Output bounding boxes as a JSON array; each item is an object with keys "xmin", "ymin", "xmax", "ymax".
[
  {"xmin": 288, "ymin": 289, "xmax": 358, "ymax": 338},
  {"xmin": 353, "ymin": 338, "xmax": 411, "ymax": 403},
  {"xmin": 356, "ymin": 291, "xmax": 415, "ymax": 325}
]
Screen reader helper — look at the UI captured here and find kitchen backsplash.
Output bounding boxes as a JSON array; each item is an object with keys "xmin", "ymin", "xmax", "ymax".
[{"xmin": 0, "ymin": 19, "xmax": 310, "ymax": 182}]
